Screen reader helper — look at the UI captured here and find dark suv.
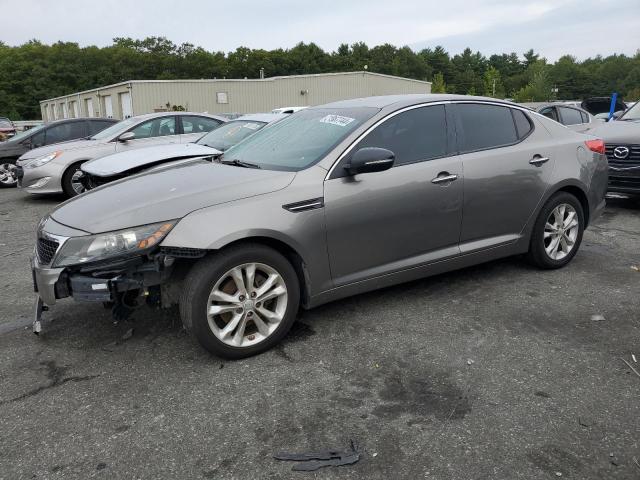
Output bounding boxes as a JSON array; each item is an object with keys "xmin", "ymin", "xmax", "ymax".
[
  {"xmin": 0, "ymin": 117, "xmax": 117, "ymax": 188},
  {"xmin": 588, "ymin": 101, "xmax": 640, "ymax": 195}
]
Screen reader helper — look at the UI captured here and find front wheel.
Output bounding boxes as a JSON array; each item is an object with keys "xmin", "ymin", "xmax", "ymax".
[
  {"xmin": 527, "ymin": 192, "xmax": 584, "ymax": 269},
  {"xmin": 0, "ymin": 160, "xmax": 17, "ymax": 188},
  {"xmin": 180, "ymin": 244, "xmax": 300, "ymax": 359},
  {"xmin": 61, "ymin": 163, "xmax": 86, "ymax": 197}
]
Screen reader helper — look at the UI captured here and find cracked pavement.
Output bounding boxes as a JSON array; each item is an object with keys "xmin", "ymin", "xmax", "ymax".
[{"xmin": 0, "ymin": 189, "xmax": 639, "ymax": 479}]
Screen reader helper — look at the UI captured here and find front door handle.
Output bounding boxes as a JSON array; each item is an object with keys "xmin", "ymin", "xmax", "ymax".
[
  {"xmin": 431, "ymin": 172, "xmax": 459, "ymax": 185},
  {"xmin": 529, "ymin": 155, "xmax": 550, "ymax": 166}
]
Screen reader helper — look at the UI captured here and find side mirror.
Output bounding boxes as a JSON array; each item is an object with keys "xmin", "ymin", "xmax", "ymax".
[
  {"xmin": 118, "ymin": 132, "xmax": 136, "ymax": 142},
  {"xmin": 345, "ymin": 147, "xmax": 395, "ymax": 175}
]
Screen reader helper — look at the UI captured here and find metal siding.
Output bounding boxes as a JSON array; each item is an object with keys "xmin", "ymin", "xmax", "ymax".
[{"xmin": 41, "ymin": 73, "xmax": 431, "ymax": 118}]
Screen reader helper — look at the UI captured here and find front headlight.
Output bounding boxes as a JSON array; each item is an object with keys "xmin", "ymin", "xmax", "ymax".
[
  {"xmin": 54, "ymin": 221, "xmax": 176, "ymax": 267},
  {"xmin": 25, "ymin": 151, "xmax": 62, "ymax": 169}
]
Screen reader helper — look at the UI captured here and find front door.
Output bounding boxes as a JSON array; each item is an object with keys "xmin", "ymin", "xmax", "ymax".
[
  {"xmin": 324, "ymin": 104, "xmax": 463, "ymax": 287},
  {"xmin": 115, "ymin": 116, "xmax": 180, "ymax": 152}
]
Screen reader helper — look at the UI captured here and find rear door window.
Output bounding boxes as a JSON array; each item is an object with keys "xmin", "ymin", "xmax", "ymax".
[
  {"xmin": 180, "ymin": 116, "xmax": 222, "ymax": 134},
  {"xmin": 129, "ymin": 117, "xmax": 176, "ymax": 139},
  {"xmin": 558, "ymin": 107, "xmax": 584, "ymax": 125},
  {"xmin": 356, "ymin": 105, "xmax": 448, "ymax": 166},
  {"xmin": 456, "ymin": 104, "xmax": 517, "ymax": 152}
]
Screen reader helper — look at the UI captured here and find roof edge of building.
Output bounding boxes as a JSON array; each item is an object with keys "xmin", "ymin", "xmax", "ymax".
[{"xmin": 39, "ymin": 71, "xmax": 431, "ymax": 103}]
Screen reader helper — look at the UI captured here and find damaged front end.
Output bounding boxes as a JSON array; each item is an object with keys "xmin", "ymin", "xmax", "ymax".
[{"xmin": 31, "ymin": 216, "xmax": 203, "ymax": 332}]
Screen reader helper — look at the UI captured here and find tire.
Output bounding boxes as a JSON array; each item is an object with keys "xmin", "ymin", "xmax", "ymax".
[
  {"xmin": 0, "ymin": 159, "xmax": 18, "ymax": 188},
  {"xmin": 527, "ymin": 191, "xmax": 584, "ymax": 269},
  {"xmin": 61, "ymin": 162, "xmax": 86, "ymax": 198},
  {"xmin": 180, "ymin": 243, "xmax": 301, "ymax": 359}
]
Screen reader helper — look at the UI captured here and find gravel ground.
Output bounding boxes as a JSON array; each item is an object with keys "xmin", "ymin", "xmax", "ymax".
[{"xmin": 0, "ymin": 188, "xmax": 639, "ymax": 480}]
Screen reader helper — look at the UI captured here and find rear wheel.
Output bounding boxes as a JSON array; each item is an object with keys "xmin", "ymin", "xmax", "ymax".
[
  {"xmin": 180, "ymin": 244, "xmax": 300, "ymax": 359},
  {"xmin": 0, "ymin": 160, "xmax": 17, "ymax": 188},
  {"xmin": 527, "ymin": 192, "xmax": 584, "ymax": 269},
  {"xmin": 61, "ymin": 163, "xmax": 86, "ymax": 197}
]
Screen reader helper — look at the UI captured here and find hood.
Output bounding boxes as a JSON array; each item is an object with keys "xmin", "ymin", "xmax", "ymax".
[
  {"xmin": 19, "ymin": 138, "xmax": 104, "ymax": 160},
  {"xmin": 585, "ymin": 121, "xmax": 640, "ymax": 144},
  {"xmin": 82, "ymin": 143, "xmax": 220, "ymax": 177},
  {"xmin": 51, "ymin": 160, "xmax": 296, "ymax": 233}
]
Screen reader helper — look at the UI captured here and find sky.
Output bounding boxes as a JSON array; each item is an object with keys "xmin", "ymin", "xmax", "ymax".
[{"xmin": 1, "ymin": 0, "xmax": 638, "ymax": 61}]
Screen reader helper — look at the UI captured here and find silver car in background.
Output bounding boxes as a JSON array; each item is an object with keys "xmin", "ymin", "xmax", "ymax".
[
  {"xmin": 17, "ymin": 112, "xmax": 227, "ymax": 197},
  {"xmin": 81, "ymin": 113, "xmax": 286, "ymax": 190},
  {"xmin": 537, "ymin": 103, "xmax": 599, "ymax": 133},
  {"xmin": 31, "ymin": 94, "xmax": 608, "ymax": 359}
]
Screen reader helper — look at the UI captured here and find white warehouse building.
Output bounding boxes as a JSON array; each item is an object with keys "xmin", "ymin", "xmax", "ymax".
[{"xmin": 39, "ymin": 71, "xmax": 432, "ymax": 121}]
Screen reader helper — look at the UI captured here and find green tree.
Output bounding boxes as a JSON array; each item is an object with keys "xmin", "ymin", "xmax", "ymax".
[
  {"xmin": 431, "ymin": 72, "xmax": 446, "ymax": 93},
  {"xmin": 483, "ymin": 66, "xmax": 505, "ymax": 98}
]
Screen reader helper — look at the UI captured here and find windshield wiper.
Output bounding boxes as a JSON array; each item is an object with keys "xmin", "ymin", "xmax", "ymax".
[{"xmin": 218, "ymin": 158, "xmax": 261, "ymax": 169}]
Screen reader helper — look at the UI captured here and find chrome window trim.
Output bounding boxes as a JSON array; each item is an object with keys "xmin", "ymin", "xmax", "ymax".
[{"xmin": 324, "ymin": 100, "xmax": 540, "ymax": 181}]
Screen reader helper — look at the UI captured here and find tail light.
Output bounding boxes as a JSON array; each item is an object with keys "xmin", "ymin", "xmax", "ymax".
[{"xmin": 585, "ymin": 139, "xmax": 605, "ymax": 155}]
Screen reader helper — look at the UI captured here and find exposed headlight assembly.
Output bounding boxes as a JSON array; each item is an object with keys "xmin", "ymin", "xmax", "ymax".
[
  {"xmin": 25, "ymin": 151, "xmax": 62, "ymax": 169},
  {"xmin": 54, "ymin": 221, "xmax": 176, "ymax": 267}
]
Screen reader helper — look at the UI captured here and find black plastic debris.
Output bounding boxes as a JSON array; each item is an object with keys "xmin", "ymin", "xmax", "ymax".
[{"xmin": 274, "ymin": 440, "xmax": 360, "ymax": 471}]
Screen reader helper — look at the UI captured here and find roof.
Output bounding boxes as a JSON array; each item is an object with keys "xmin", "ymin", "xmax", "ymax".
[
  {"xmin": 317, "ymin": 94, "xmax": 520, "ymax": 109},
  {"xmin": 234, "ymin": 113, "xmax": 288, "ymax": 123},
  {"xmin": 123, "ymin": 111, "xmax": 228, "ymax": 122},
  {"xmin": 39, "ymin": 71, "xmax": 432, "ymax": 103}
]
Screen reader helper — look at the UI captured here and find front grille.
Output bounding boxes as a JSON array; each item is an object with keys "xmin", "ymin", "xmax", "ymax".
[
  {"xmin": 37, "ymin": 237, "xmax": 59, "ymax": 265},
  {"xmin": 605, "ymin": 144, "xmax": 640, "ymax": 169}
]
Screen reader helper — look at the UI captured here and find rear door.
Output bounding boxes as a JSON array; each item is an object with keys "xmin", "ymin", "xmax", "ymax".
[
  {"xmin": 115, "ymin": 116, "xmax": 180, "ymax": 152},
  {"xmin": 324, "ymin": 104, "xmax": 463, "ymax": 286},
  {"xmin": 178, "ymin": 115, "xmax": 224, "ymax": 143},
  {"xmin": 454, "ymin": 103, "xmax": 556, "ymax": 252}
]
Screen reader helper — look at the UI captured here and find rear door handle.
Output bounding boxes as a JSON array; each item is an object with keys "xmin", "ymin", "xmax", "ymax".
[
  {"xmin": 431, "ymin": 173, "xmax": 459, "ymax": 184},
  {"xmin": 529, "ymin": 156, "xmax": 550, "ymax": 166}
]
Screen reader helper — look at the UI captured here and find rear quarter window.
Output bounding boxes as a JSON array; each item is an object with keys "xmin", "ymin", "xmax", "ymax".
[
  {"xmin": 457, "ymin": 104, "xmax": 518, "ymax": 152},
  {"xmin": 512, "ymin": 109, "xmax": 533, "ymax": 139}
]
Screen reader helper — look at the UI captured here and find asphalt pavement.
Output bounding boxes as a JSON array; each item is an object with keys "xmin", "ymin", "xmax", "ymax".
[{"xmin": 0, "ymin": 188, "xmax": 639, "ymax": 479}]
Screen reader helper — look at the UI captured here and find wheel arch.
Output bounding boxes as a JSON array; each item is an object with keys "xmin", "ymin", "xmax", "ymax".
[
  {"xmin": 214, "ymin": 235, "xmax": 311, "ymax": 308},
  {"xmin": 555, "ymin": 184, "xmax": 590, "ymax": 226}
]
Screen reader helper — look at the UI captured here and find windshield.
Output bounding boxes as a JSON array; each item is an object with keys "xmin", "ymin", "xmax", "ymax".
[
  {"xmin": 0, "ymin": 120, "xmax": 13, "ymax": 128},
  {"xmin": 6, "ymin": 124, "xmax": 45, "ymax": 143},
  {"xmin": 196, "ymin": 120, "xmax": 266, "ymax": 151},
  {"xmin": 90, "ymin": 117, "xmax": 138, "ymax": 140},
  {"xmin": 220, "ymin": 107, "xmax": 378, "ymax": 171},
  {"xmin": 619, "ymin": 102, "xmax": 640, "ymax": 122}
]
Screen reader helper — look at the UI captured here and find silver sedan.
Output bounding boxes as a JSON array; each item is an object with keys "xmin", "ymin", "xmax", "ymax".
[{"xmin": 16, "ymin": 112, "xmax": 226, "ymax": 197}]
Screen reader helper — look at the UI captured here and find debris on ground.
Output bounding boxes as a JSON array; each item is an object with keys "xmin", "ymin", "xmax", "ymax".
[
  {"xmin": 274, "ymin": 440, "xmax": 360, "ymax": 471},
  {"xmin": 555, "ymin": 472, "xmax": 562, "ymax": 477},
  {"xmin": 578, "ymin": 417, "xmax": 591, "ymax": 428},
  {"xmin": 632, "ymin": 354, "xmax": 637, "ymax": 363},
  {"xmin": 467, "ymin": 359, "xmax": 475, "ymax": 365},
  {"xmin": 590, "ymin": 314, "xmax": 605, "ymax": 321},
  {"xmin": 631, "ymin": 265, "xmax": 639, "ymax": 272},
  {"xmin": 121, "ymin": 328, "xmax": 134, "ymax": 341},
  {"xmin": 621, "ymin": 358, "xmax": 640, "ymax": 379}
]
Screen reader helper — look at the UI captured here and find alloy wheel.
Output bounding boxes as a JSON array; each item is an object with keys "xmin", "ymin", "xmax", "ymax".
[
  {"xmin": 206, "ymin": 262, "xmax": 288, "ymax": 347},
  {"xmin": 0, "ymin": 163, "xmax": 17, "ymax": 186},
  {"xmin": 71, "ymin": 169, "xmax": 85, "ymax": 194},
  {"xmin": 544, "ymin": 203, "xmax": 579, "ymax": 260}
]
